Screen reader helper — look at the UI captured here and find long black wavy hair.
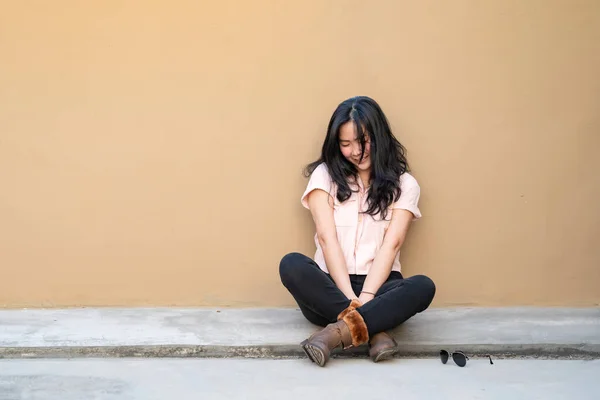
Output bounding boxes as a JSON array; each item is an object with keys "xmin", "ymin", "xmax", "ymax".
[{"xmin": 304, "ymin": 96, "xmax": 409, "ymax": 219}]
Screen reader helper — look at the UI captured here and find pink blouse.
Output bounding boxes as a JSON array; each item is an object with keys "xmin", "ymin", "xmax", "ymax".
[{"xmin": 301, "ymin": 163, "xmax": 421, "ymax": 275}]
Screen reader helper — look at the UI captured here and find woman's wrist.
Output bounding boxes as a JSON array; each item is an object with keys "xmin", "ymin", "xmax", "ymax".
[
  {"xmin": 358, "ymin": 293, "xmax": 373, "ymax": 306},
  {"xmin": 359, "ymin": 292, "xmax": 375, "ymax": 301},
  {"xmin": 345, "ymin": 293, "xmax": 359, "ymax": 301}
]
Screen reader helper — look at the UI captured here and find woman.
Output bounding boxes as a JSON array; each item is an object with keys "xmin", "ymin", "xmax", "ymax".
[{"xmin": 279, "ymin": 96, "xmax": 436, "ymax": 367}]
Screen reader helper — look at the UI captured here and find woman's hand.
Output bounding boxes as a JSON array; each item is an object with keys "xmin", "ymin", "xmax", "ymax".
[{"xmin": 358, "ymin": 292, "xmax": 375, "ymax": 305}]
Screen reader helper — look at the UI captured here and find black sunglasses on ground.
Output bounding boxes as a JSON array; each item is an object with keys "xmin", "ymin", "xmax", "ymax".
[
  {"xmin": 440, "ymin": 350, "xmax": 494, "ymax": 367},
  {"xmin": 440, "ymin": 350, "xmax": 469, "ymax": 367}
]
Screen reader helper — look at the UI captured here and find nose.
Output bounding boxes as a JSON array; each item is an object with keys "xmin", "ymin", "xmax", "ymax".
[{"xmin": 351, "ymin": 143, "xmax": 362, "ymax": 157}]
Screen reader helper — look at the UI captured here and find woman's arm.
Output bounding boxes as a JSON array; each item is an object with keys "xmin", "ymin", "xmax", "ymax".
[
  {"xmin": 359, "ymin": 209, "xmax": 414, "ymax": 304},
  {"xmin": 306, "ymin": 189, "xmax": 357, "ymax": 301}
]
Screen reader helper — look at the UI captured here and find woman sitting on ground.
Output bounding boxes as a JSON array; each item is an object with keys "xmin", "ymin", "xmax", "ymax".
[{"xmin": 279, "ymin": 96, "xmax": 436, "ymax": 367}]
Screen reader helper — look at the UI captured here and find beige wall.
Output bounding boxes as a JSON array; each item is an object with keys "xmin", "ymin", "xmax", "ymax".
[{"xmin": 1, "ymin": 1, "xmax": 599, "ymax": 308}]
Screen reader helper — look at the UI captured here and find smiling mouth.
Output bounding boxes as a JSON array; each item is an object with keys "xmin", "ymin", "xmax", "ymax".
[{"xmin": 355, "ymin": 155, "xmax": 369, "ymax": 164}]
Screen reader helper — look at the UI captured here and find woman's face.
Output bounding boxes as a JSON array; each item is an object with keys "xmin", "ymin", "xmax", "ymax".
[{"xmin": 338, "ymin": 121, "xmax": 371, "ymax": 173}]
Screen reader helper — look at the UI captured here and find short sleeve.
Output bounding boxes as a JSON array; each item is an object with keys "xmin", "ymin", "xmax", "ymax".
[
  {"xmin": 393, "ymin": 173, "xmax": 422, "ymax": 220},
  {"xmin": 301, "ymin": 163, "xmax": 333, "ymax": 209}
]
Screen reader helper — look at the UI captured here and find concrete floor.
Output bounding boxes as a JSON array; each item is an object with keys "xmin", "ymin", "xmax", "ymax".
[
  {"xmin": 0, "ymin": 358, "xmax": 598, "ymax": 400},
  {"xmin": 2, "ymin": 307, "xmax": 599, "ymax": 359}
]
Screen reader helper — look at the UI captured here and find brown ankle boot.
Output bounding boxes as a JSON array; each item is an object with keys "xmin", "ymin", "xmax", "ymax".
[
  {"xmin": 369, "ymin": 332, "xmax": 397, "ymax": 362},
  {"xmin": 301, "ymin": 310, "xmax": 369, "ymax": 367}
]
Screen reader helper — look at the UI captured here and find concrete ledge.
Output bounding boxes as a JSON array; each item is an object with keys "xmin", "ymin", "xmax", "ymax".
[{"xmin": 1, "ymin": 307, "xmax": 599, "ymax": 359}]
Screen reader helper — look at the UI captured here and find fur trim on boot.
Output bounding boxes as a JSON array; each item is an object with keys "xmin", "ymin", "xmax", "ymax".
[
  {"xmin": 341, "ymin": 310, "xmax": 369, "ymax": 348},
  {"xmin": 337, "ymin": 299, "xmax": 362, "ymax": 321}
]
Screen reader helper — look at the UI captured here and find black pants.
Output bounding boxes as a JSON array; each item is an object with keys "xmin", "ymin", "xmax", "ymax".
[{"xmin": 279, "ymin": 252, "xmax": 436, "ymax": 337}]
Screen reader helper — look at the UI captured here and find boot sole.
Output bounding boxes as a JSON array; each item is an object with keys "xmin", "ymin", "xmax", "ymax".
[
  {"xmin": 300, "ymin": 340, "xmax": 326, "ymax": 367},
  {"xmin": 372, "ymin": 348, "xmax": 397, "ymax": 363},
  {"xmin": 300, "ymin": 340, "xmax": 314, "ymax": 363}
]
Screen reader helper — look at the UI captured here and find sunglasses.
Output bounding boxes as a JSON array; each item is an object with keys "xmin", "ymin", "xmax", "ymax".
[
  {"xmin": 440, "ymin": 350, "xmax": 494, "ymax": 367},
  {"xmin": 440, "ymin": 350, "xmax": 469, "ymax": 367}
]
